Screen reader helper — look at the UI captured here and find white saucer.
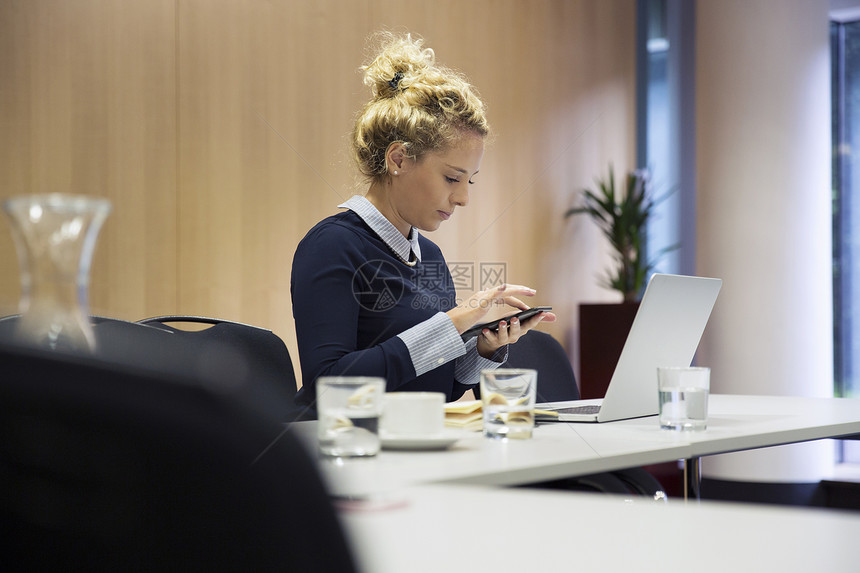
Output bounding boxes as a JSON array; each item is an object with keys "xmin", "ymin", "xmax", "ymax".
[{"xmin": 380, "ymin": 431, "xmax": 462, "ymax": 451}]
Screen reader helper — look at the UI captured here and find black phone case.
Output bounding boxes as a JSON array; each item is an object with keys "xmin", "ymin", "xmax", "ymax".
[{"xmin": 460, "ymin": 306, "xmax": 552, "ymax": 341}]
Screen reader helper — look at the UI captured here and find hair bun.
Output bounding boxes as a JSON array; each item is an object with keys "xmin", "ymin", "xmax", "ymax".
[{"xmin": 362, "ymin": 32, "xmax": 435, "ymax": 98}]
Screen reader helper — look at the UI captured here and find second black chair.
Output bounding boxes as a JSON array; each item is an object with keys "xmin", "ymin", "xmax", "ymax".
[
  {"xmin": 133, "ymin": 315, "xmax": 301, "ymax": 421},
  {"xmin": 500, "ymin": 330, "xmax": 668, "ymax": 498}
]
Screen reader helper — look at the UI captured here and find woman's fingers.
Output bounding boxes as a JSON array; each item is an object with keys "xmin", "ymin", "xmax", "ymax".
[
  {"xmin": 500, "ymin": 296, "xmax": 530, "ymax": 311},
  {"xmin": 490, "ymin": 284, "xmax": 536, "ymax": 298},
  {"xmin": 519, "ymin": 310, "xmax": 557, "ymax": 328},
  {"xmin": 454, "ymin": 283, "xmax": 545, "ymax": 339},
  {"xmin": 508, "ymin": 315, "xmax": 523, "ymax": 340},
  {"xmin": 480, "ymin": 319, "xmax": 510, "ymax": 346},
  {"xmin": 476, "ymin": 285, "xmax": 536, "ymax": 316},
  {"xmin": 505, "ymin": 311, "xmax": 552, "ymax": 345}
]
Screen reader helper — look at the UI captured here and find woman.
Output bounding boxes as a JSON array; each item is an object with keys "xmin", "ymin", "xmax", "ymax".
[{"xmin": 292, "ymin": 32, "xmax": 554, "ymax": 410}]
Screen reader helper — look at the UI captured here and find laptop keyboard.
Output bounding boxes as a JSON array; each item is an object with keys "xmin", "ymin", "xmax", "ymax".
[{"xmin": 556, "ymin": 405, "xmax": 601, "ymax": 415}]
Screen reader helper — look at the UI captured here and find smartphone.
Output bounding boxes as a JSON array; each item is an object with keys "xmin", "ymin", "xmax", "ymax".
[{"xmin": 460, "ymin": 306, "xmax": 552, "ymax": 341}]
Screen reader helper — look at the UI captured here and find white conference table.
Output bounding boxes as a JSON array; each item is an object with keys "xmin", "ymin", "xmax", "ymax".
[
  {"xmin": 292, "ymin": 394, "xmax": 860, "ymax": 498},
  {"xmin": 339, "ymin": 484, "xmax": 860, "ymax": 573}
]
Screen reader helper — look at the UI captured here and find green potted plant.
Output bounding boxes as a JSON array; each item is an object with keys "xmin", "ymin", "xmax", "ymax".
[
  {"xmin": 566, "ymin": 165, "xmax": 675, "ymax": 398},
  {"xmin": 565, "ymin": 166, "xmax": 671, "ymax": 303}
]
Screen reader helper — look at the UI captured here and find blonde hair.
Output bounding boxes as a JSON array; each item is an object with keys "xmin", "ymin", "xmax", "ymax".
[{"xmin": 351, "ymin": 32, "xmax": 490, "ymax": 183}]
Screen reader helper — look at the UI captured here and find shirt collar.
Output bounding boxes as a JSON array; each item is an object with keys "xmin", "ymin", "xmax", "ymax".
[{"xmin": 338, "ymin": 195, "xmax": 422, "ymax": 263}]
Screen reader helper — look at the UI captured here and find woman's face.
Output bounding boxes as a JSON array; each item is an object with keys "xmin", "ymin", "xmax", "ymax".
[{"xmin": 387, "ymin": 132, "xmax": 484, "ymax": 235}]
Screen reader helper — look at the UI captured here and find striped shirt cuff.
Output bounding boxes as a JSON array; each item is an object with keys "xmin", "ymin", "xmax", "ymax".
[
  {"xmin": 397, "ymin": 312, "xmax": 467, "ymax": 377},
  {"xmin": 454, "ymin": 337, "xmax": 508, "ymax": 386}
]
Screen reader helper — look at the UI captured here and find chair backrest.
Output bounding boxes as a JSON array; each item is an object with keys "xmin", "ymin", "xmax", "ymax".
[
  {"xmin": 0, "ymin": 338, "xmax": 358, "ymax": 571},
  {"xmin": 503, "ymin": 330, "xmax": 580, "ymax": 402},
  {"xmin": 134, "ymin": 316, "xmax": 299, "ymax": 415},
  {"xmin": 1, "ymin": 314, "xmax": 301, "ymax": 421}
]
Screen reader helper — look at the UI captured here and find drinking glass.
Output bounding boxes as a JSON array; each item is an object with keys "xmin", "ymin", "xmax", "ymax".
[
  {"xmin": 317, "ymin": 377, "xmax": 385, "ymax": 457},
  {"xmin": 658, "ymin": 366, "xmax": 710, "ymax": 431},
  {"xmin": 480, "ymin": 368, "xmax": 537, "ymax": 439}
]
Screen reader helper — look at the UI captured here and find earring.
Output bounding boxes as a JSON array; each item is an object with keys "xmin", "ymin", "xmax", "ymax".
[{"xmin": 393, "ymin": 170, "xmax": 398, "ymax": 175}]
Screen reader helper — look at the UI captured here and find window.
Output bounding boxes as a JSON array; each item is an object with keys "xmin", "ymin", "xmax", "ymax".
[
  {"xmin": 832, "ymin": 18, "xmax": 860, "ymax": 400},
  {"xmin": 642, "ymin": 2, "xmax": 859, "ymax": 466},
  {"xmin": 637, "ymin": 0, "xmax": 696, "ymax": 278},
  {"xmin": 832, "ymin": 13, "xmax": 860, "ymax": 465}
]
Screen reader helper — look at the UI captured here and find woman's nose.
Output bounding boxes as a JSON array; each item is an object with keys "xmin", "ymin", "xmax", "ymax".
[{"xmin": 452, "ymin": 186, "xmax": 469, "ymax": 207}]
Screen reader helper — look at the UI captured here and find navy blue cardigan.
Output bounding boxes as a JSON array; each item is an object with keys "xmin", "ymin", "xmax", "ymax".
[{"xmin": 291, "ymin": 210, "xmax": 471, "ymax": 410}]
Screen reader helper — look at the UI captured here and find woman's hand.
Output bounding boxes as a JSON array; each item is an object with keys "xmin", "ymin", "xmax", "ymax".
[
  {"xmin": 445, "ymin": 284, "xmax": 557, "ymax": 358},
  {"xmin": 474, "ymin": 306, "xmax": 556, "ymax": 358}
]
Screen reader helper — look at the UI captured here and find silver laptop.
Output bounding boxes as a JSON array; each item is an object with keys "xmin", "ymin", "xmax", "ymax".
[{"xmin": 536, "ymin": 273, "xmax": 722, "ymax": 423}]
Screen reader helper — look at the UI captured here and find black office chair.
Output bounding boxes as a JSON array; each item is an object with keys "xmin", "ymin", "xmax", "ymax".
[
  {"xmin": 133, "ymin": 315, "xmax": 301, "ymax": 419},
  {"xmin": 1, "ymin": 313, "xmax": 302, "ymax": 424},
  {"xmin": 0, "ymin": 337, "xmax": 359, "ymax": 571},
  {"xmin": 501, "ymin": 330, "xmax": 668, "ymax": 498}
]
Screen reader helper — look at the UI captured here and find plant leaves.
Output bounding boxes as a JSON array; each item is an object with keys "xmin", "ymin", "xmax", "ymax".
[{"xmin": 564, "ymin": 165, "xmax": 678, "ymax": 301}]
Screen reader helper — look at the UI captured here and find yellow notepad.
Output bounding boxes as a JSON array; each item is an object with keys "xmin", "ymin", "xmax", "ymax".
[
  {"xmin": 444, "ymin": 400, "xmax": 483, "ymax": 431},
  {"xmin": 444, "ymin": 400, "xmax": 557, "ymax": 431}
]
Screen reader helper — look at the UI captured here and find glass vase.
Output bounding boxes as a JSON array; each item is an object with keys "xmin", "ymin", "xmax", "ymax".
[{"xmin": 3, "ymin": 194, "xmax": 111, "ymax": 353}]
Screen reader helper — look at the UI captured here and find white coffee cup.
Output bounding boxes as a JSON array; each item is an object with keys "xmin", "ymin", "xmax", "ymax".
[{"xmin": 381, "ymin": 392, "xmax": 445, "ymax": 437}]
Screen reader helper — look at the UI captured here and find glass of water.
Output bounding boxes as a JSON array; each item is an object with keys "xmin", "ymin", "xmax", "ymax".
[
  {"xmin": 480, "ymin": 368, "xmax": 537, "ymax": 439},
  {"xmin": 658, "ymin": 367, "xmax": 710, "ymax": 431},
  {"xmin": 317, "ymin": 376, "xmax": 385, "ymax": 457}
]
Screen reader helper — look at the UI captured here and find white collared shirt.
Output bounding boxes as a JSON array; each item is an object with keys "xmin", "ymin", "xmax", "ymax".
[{"xmin": 338, "ymin": 195, "xmax": 421, "ymax": 264}]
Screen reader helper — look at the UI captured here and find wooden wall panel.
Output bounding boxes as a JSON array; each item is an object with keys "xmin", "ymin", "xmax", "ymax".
[
  {"xmin": 176, "ymin": 0, "xmax": 373, "ymax": 333},
  {"xmin": 178, "ymin": 0, "xmax": 636, "ymax": 385},
  {"xmin": 1, "ymin": 0, "xmax": 635, "ymax": 388},
  {"xmin": 0, "ymin": 0, "xmax": 177, "ymax": 321}
]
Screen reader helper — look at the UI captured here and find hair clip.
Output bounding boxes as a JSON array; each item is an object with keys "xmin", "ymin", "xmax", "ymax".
[{"xmin": 388, "ymin": 71, "xmax": 404, "ymax": 91}]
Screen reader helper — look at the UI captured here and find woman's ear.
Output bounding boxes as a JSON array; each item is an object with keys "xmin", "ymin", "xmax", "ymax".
[{"xmin": 386, "ymin": 142, "xmax": 409, "ymax": 174}]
